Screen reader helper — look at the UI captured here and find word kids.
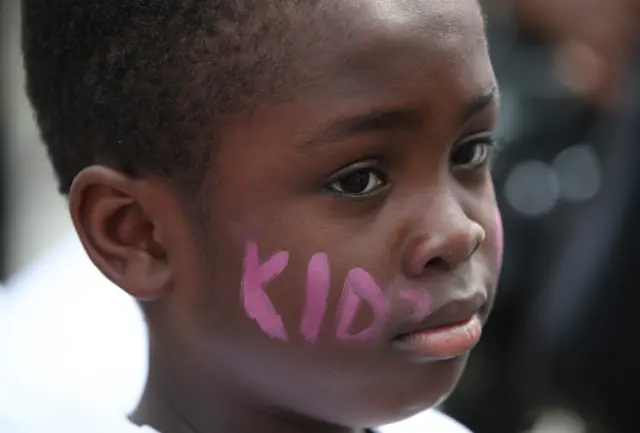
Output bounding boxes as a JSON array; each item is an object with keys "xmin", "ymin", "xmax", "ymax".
[{"xmin": 241, "ymin": 242, "xmax": 431, "ymax": 342}]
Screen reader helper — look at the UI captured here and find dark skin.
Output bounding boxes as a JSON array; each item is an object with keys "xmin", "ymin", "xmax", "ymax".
[{"xmin": 68, "ymin": 1, "xmax": 502, "ymax": 433}]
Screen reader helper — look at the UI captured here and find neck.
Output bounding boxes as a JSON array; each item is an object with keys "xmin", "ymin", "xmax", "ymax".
[{"xmin": 131, "ymin": 341, "xmax": 362, "ymax": 433}]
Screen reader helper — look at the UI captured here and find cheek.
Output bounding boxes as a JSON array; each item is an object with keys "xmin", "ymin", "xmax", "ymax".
[
  {"xmin": 495, "ymin": 209, "xmax": 504, "ymax": 269},
  {"xmin": 239, "ymin": 241, "xmax": 396, "ymax": 344}
]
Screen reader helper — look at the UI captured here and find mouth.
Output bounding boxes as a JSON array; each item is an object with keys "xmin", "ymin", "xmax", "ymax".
[{"xmin": 393, "ymin": 292, "xmax": 487, "ymax": 360}]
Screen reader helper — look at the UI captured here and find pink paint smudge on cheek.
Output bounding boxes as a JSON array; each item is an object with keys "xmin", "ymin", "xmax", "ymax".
[
  {"xmin": 241, "ymin": 242, "xmax": 290, "ymax": 341},
  {"xmin": 398, "ymin": 289, "xmax": 431, "ymax": 322},
  {"xmin": 300, "ymin": 253, "xmax": 330, "ymax": 343},
  {"xmin": 336, "ymin": 268, "xmax": 391, "ymax": 342}
]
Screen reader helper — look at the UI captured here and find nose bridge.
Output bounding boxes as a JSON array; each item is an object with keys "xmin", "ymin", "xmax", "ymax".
[{"xmin": 402, "ymin": 190, "xmax": 485, "ymax": 277}]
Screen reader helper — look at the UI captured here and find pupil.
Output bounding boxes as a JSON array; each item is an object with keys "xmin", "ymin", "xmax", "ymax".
[
  {"xmin": 341, "ymin": 171, "xmax": 369, "ymax": 193},
  {"xmin": 453, "ymin": 144, "xmax": 476, "ymax": 164}
]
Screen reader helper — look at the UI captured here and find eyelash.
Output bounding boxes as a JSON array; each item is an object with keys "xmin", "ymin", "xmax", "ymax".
[
  {"xmin": 450, "ymin": 135, "xmax": 498, "ymax": 169},
  {"xmin": 324, "ymin": 136, "xmax": 498, "ymax": 198},
  {"xmin": 324, "ymin": 161, "xmax": 388, "ymax": 199}
]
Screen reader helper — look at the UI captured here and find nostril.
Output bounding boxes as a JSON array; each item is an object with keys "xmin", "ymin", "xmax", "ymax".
[
  {"xmin": 469, "ymin": 241, "xmax": 481, "ymax": 258},
  {"xmin": 425, "ymin": 241, "xmax": 481, "ymax": 270},
  {"xmin": 424, "ymin": 256, "xmax": 447, "ymax": 269}
]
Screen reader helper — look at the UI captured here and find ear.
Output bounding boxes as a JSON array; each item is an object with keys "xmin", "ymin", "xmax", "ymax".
[{"xmin": 68, "ymin": 166, "xmax": 172, "ymax": 301}]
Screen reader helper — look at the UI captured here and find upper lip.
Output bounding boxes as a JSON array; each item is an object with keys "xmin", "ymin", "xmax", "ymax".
[{"xmin": 394, "ymin": 291, "xmax": 487, "ymax": 339}]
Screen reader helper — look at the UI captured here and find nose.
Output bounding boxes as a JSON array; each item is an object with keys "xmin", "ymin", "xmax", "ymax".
[{"xmin": 402, "ymin": 198, "xmax": 486, "ymax": 278}]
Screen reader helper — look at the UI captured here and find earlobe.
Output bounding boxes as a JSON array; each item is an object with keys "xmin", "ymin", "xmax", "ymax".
[{"xmin": 68, "ymin": 166, "xmax": 172, "ymax": 301}]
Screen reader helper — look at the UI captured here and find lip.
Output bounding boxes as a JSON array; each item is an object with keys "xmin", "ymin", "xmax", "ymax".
[
  {"xmin": 393, "ymin": 292, "xmax": 487, "ymax": 359},
  {"xmin": 396, "ymin": 292, "xmax": 486, "ymax": 336},
  {"xmin": 394, "ymin": 314, "xmax": 482, "ymax": 359}
]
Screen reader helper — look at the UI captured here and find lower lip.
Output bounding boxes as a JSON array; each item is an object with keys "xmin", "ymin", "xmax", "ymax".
[{"xmin": 394, "ymin": 315, "xmax": 482, "ymax": 359}]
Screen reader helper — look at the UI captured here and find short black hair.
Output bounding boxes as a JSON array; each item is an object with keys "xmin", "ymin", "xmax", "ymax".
[{"xmin": 22, "ymin": 1, "xmax": 318, "ymax": 195}]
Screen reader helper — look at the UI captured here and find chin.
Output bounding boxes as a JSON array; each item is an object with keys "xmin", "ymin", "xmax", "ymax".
[{"xmin": 343, "ymin": 354, "xmax": 469, "ymax": 427}]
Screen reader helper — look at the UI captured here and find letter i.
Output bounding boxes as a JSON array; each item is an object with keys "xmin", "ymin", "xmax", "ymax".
[{"xmin": 299, "ymin": 253, "xmax": 330, "ymax": 343}]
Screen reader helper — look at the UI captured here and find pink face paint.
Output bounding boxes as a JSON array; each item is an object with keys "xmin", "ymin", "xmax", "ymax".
[
  {"xmin": 300, "ymin": 253, "xmax": 330, "ymax": 343},
  {"xmin": 241, "ymin": 242, "xmax": 290, "ymax": 341},
  {"xmin": 336, "ymin": 268, "xmax": 391, "ymax": 341},
  {"xmin": 399, "ymin": 289, "xmax": 431, "ymax": 322}
]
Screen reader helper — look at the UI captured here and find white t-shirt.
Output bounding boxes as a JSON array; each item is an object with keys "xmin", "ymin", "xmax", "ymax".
[{"xmin": 0, "ymin": 233, "xmax": 471, "ymax": 433}]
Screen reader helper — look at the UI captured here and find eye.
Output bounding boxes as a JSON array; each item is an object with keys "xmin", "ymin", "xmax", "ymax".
[
  {"xmin": 326, "ymin": 166, "xmax": 387, "ymax": 197},
  {"xmin": 451, "ymin": 136, "xmax": 496, "ymax": 169}
]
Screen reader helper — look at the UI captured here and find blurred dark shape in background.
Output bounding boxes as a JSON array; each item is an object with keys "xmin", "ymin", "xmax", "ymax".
[
  {"xmin": 1, "ymin": 0, "xmax": 8, "ymax": 283},
  {"xmin": 446, "ymin": 3, "xmax": 640, "ymax": 433},
  {"xmin": 517, "ymin": 58, "xmax": 640, "ymax": 433},
  {"xmin": 1, "ymin": 120, "xmax": 6, "ymax": 283}
]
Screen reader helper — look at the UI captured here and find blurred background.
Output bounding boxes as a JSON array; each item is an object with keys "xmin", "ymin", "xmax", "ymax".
[{"xmin": 1, "ymin": 0, "xmax": 640, "ymax": 432}]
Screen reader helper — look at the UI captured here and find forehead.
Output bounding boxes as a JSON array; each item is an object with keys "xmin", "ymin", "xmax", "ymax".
[
  {"xmin": 219, "ymin": 0, "xmax": 493, "ymax": 152},
  {"xmin": 346, "ymin": 0, "xmax": 485, "ymax": 41},
  {"xmin": 257, "ymin": 0, "xmax": 492, "ymax": 117},
  {"xmin": 295, "ymin": 0, "xmax": 488, "ymax": 79}
]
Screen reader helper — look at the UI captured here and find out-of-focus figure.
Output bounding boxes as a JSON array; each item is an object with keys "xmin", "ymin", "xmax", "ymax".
[
  {"xmin": 446, "ymin": 1, "xmax": 640, "ymax": 433},
  {"xmin": 508, "ymin": 0, "xmax": 639, "ymax": 107}
]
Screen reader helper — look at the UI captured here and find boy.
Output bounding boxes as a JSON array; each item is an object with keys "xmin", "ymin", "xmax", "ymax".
[{"xmin": 20, "ymin": 0, "xmax": 503, "ymax": 432}]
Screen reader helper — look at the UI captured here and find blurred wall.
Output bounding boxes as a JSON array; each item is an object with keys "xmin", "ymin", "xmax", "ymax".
[{"xmin": 1, "ymin": 1, "xmax": 72, "ymax": 281}]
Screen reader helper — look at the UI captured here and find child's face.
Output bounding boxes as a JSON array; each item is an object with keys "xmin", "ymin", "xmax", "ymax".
[{"xmin": 74, "ymin": 0, "xmax": 500, "ymax": 428}]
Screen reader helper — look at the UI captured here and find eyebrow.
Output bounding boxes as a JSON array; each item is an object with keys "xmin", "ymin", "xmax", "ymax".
[
  {"xmin": 298, "ymin": 85, "xmax": 498, "ymax": 153},
  {"xmin": 459, "ymin": 85, "xmax": 498, "ymax": 126}
]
